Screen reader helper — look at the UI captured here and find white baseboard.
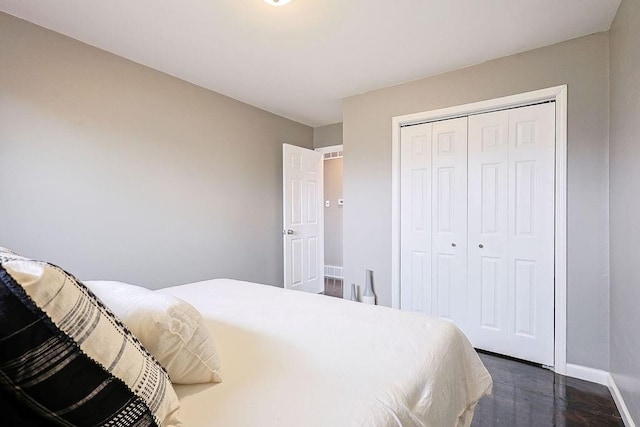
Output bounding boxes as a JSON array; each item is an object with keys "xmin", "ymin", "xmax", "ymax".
[
  {"xmin": 608, "ymin": 373, "xmax": 637, "ymax": 427},
  {"xmin": 565, "ymin": 364, "xmax": 636, "ymax": 427},
  {"xmin": 565, "ymin": 363, "xmax": 609, "ymax": 385}
]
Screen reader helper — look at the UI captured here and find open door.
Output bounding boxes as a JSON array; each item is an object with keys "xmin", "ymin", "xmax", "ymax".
[{"xmin": 283, "ymin": 143, "xmax": 324, "ymax": 293}]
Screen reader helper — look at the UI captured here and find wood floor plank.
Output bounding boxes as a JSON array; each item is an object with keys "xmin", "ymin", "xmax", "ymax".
[{"xmin": 473, "ymin": 352, "xmax": 624, "ymax": 426}]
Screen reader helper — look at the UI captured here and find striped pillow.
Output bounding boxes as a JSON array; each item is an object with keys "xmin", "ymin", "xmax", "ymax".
[{"xmin": 0, "ymin": 252, "xmax": 182, "ymax": 426}]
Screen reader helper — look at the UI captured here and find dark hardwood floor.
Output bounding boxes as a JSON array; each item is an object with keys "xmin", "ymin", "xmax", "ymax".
[
  {"xmin": 323, "ymin": 277, "xmax": 343, "ymax": 298},
  {"xmin": 473, "ymin": 352, "xmax": 624, "ymax": 426}
]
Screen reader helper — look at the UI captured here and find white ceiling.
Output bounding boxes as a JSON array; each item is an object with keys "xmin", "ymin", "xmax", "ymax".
[{"xmin": 0, "ymin": 0, "xmax": 621, "ymax": 127}]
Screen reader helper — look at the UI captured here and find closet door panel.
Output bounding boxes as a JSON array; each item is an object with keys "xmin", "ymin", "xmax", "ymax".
[
  {"xmin": 431, "ymin": 117, "xmax": 467, "ymax": 325},
  {"xmin": 507, "ymin": 103, "xmax": 555, "ymax": 366},
  {"xmin": 400, "ymin": 124, "xmax": 433, "ymax": 314},
  {"xmin": 467, "ymin": 110, "xmax": 509, "ymax": 352}
]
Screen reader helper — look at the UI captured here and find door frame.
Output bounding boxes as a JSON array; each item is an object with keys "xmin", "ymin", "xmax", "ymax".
[
  {"xmin": 390, "ymin": 85, "xmax": 568, "ymax": 374},
  {"xmin": 315, "ymin": 144, "xmax": 344, "ymax": 155}
]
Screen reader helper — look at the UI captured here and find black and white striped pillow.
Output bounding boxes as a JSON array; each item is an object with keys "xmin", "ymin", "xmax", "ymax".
[{"xmin": 0, "ymin": 252, "xmax": 182, "ymax": 426}]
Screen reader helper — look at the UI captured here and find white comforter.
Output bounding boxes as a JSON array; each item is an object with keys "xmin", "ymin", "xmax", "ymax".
[{"xmin": 159, "ymin": 279, "xmax": 492, "ymax": 427}]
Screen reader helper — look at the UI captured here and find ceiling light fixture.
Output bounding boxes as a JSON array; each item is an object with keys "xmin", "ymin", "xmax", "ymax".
[{"xmin": 264, "ymin": 0, "xmax": 291, "ymax": 6}]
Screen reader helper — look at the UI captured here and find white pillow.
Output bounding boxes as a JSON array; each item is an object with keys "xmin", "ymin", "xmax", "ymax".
[{"xmin": 85, "ymin": 280, "xmax": 222, "ymax": 385}]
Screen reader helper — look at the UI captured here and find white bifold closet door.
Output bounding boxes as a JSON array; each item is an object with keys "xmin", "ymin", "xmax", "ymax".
[
  {"xmin": 467, "ymin": 103, "xmax": 555, "ymax": 365},
  {"xmin": 431, "ymin": 118, "xmax": 468, "ymax": 326},
  {"xmin": 400, "ymin": 102, "xmax": 555, "ymax": 366},
  {"xmin": 400, "ymin": 117, "xmax": 468, "ymax": 327},
  {"xmin": 400, "ymin": 123, "xmax": 433, "ymax": 314}
]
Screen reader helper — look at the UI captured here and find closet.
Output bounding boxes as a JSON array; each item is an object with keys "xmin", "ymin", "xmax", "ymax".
[{"xmin": 400, "ymin": 102, "xmax": 555, "ymax": 365}]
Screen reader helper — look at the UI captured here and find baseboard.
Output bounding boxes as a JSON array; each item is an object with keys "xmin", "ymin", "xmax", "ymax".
[
  {"xmin": 565, "ymin": 364, "xmax": 636, "ymax": 427},
  {"xmin": 608, "ymin": 373, "xmax": 637, "ymax": 427},
  {"xmin": 565, "ymin": 363, "xmax": 609, "ymax": 385}
]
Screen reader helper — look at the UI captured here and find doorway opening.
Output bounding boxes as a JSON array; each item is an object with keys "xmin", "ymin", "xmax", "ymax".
[{"xmin": 316, "ymin": 145, "xmax": 344, "ymax": 298}]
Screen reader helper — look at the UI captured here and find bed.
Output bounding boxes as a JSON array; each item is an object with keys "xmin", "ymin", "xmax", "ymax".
[
  {"xmin": 0, "ymin": 245, "xmax": 491, "ymax": 426},
  {"xmin": 158, "ymin": 278, "xmax": 493, "ymax": 427}
]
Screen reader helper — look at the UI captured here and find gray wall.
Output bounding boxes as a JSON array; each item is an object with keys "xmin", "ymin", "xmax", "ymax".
[
  {"xmin": 0, "ymin": 12, "xmax": 313, "ymax": 289},
  {"xmin": 314, "ymin": 123, "xmax": 343, "ymax": 148},
  {"xmin": 609, "ymin": 0, "xmax": 640, "ymax": 421},
  {"xmin": 323, "ymin": 158, "xmax": 343, "ymax": 267},
  {"xmin": 343, "ymin": 33, "xmax": 610, "ymax": 370}
]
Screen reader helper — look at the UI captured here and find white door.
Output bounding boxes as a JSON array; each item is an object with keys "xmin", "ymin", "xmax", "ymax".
[
  {"xmin": 283, "ymin": 144, "xmax": 324, "ymax": 293},
  {"xmin": 431, "ymin": 118, "xmax": 468, "ymax": 326},
  {"xmin": 400, "ymin": 123, "xmax": 433, "ymax": 313},
  {"xmin": 467, "ymin": 103, "xmax": 555, "ymax": 365},
  {"xmin": 506, "ymin": 103, "xmax": 555, "ymax": 365},
  {"xmin": 400, "ymin": 117, "xmax": 468, "ymax": 326},
  {"xmin": 467, "ymin": 110, "xmax": 510, "ymax": 353}
]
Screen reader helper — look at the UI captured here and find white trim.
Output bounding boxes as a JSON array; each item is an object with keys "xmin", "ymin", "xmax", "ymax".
[
  {"xmin": 565, "ymin": 364, "xmax": 609, "ymax": 386},
  {"xmin": 564, "ymin": 366, "xmax": 636, "ymax": 426},
  {"xmin": 554, "ymin": 85, "xmax": 568, "ymax": 375},
  {"xmin": 609, "ymin": 374, "xmax": 637, "ymax": 427},
  {"xmin": 390, "ymin": 85, "xmax": 568, "ymax": 373},
  {"xmin": 391, "ymin": 120, "xmax": 401, "ymax": 307}
]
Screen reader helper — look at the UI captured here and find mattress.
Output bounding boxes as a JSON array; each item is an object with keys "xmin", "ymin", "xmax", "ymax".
[{"xmin": 159, "ymin": 279, "xmax": 492, "ymax": 427}]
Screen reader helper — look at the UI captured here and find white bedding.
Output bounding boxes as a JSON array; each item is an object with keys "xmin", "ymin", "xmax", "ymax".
[{"xmin": 159, "ymin": 279, "xmax": 492, "ymax": 427}]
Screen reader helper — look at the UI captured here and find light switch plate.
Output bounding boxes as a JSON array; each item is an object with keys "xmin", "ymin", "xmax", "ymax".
[
  {"xmin": 338, "ymin": 199, "xmax": 344, "ymax": 206},
  {"xmin": 325, "ymin": 200, "xmax": 330, "ymax": 207}
]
